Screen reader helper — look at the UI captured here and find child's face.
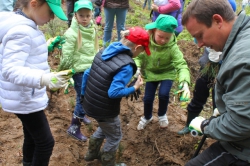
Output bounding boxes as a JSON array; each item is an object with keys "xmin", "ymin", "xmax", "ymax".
[
  {"xmin": 75, "ymin": 8, "xmax": 92, "ymax": 27},
  {"xmin": 153, "ymin": 29, "xmax": 172, "ymax": 45},
  {"xmin": 29, "ymin": 1, "xmax": 55, "ymax": 26}
]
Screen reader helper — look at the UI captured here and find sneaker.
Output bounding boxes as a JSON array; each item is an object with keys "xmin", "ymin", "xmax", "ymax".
[
  {"xmin": 158, "ymin": 114, "xmax": 169, "ymax": 128},
  {"xmin": 82, "ymin": 116, "xmax": 91, "ymax": 125},
  {"xmin": 137, "ymin": 116, "xmax": 153, "ymax": 130}
]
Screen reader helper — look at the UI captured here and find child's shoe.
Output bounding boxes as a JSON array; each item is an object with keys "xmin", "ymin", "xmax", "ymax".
[
  {"xmin": 158, "ymin": 114, "xmax": 169, "ymax": 128},
  {"xmin": 137, "ymin": 116, "xmax": 153, "ymax": 130}
]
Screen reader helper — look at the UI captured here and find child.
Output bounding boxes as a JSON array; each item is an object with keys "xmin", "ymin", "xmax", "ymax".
[
  {"xmin": 151, "ymin": 0, "xmax": 184, "ymax": 36},
  {"xmin": 59, "ymin": 0, "xmax": 98, "ymax": 142},
  {"xmin": 135, "ymin": 14, "xmax": 191, "ymax": 130},
  {"xmin": 0, "ymin": 0, "xmax": 68, "ymax": 165},
  {"xmin": 81, "ymin": 27, "xmax": 150, "ymax": 165}
]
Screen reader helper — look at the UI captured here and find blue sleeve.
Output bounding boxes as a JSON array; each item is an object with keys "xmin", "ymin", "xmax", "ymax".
[
  {"xmin": 108, "ymin": 64, "xmax": 135, "ymax": 98},
  {"xmin": 81, "ymin": 68, "xmax": 90, "ymax": 95}
]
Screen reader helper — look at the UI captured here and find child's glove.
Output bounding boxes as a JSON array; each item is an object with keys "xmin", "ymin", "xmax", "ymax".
[
  {"xmin": 134, "ymin": 68, "xmax": 141, "ymax": 78},
  {"xmin": 189, "ymin": 116, "xmax": 205, "ymax": 137},
  {"xmin": 41, "ymin": 69, "xmax": 75, "ymax": 91},
  {"xmin": 41, "ymin": 72, "xmax": 68, "ymax": 91},
  {"xmin": 126, "ymin": 78, "xmax": 141, "ymax": 101},
  {"xmin": 175, "ymin": 82, "xmax": 190, "ymax": 101},
  {"xmin": 64, "ymin": 78, "xmax": 75, "ymax": 94},
  {"xmin": 47, "ymin": 36, "xmax": 65, "ymax": 52},
  {"xmin": 126, "ymin": 75, "xmax": 143, "ymax": 101}
]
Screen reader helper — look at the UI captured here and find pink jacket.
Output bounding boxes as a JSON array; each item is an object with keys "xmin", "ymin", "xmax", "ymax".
[{"xmin": 158, "ymin": 0, "xmax": 181, "ymax": 14}]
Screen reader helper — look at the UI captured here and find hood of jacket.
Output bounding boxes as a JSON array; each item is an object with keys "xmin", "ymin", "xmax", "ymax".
[
  {"xmin": 0, "ymin": 12, "xmax": 37, "ymax": 42},
  {"xmin": 101, "ymin": 42, "xmax": 132, "ymax": 60}
]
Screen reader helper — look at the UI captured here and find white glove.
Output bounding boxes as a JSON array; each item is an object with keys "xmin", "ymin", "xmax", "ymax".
[
  {"xmin": 213, "ymin": 108, "xmax": 220, "ymax": 117},
  {"xmin": 208, "ymin": 49, "xmax": 222, "ymax": 62},
  {"xmin": 178, "ymin": 82, "xmax": 190, "ymax": 101},
  {"xmin": 189, "ymin": 116, "xmax": 205, "ymax": 136},
  {"xmin": 134, "ymin": 68, "xmax": 141, "ymax": 78},
  {"xmin": 40, "ymin": 72, "xmax": 69, "ymax": 90}
]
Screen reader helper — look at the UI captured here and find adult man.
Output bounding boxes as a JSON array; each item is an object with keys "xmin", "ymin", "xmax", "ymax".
[
  {"xmin": 182, "ymin": 0, "xmax": 250, "ymax": 165},
  {"xmin": 178, "ymin": 0, "xmax": 236, "ymax": 135}
]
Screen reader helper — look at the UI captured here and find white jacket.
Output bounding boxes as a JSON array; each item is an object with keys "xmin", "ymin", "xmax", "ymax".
[{"xmin": 0, "ymin": 12, "xmax": 50, "ymax": 114}]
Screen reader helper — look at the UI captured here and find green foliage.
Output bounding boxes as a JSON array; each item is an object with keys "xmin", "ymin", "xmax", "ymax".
[{"xmin": 40, "ymin": 17, "xmax": 68, "ymax": 40}]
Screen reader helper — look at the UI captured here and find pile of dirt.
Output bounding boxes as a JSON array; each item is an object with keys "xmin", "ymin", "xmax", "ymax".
[{"xmin": 0, "ymin": 40, "xmax": 216, "ymax": 166}]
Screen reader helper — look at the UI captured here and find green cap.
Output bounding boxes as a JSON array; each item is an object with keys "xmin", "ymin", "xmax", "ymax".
[
  {"xmin": 46, "ymin": 0, "xmax": 68, "ymax": 21},
  {"xmin": 74, "ymin": 0, "xmax": 93, "ymax": 12},
  {"xmin": 145, "ymin": 14, "xmax": 178, "ymax": 33}
]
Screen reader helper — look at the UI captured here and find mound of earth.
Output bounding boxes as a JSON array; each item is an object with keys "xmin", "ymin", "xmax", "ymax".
[{"xmin": 0, "ymin": 40, "xmax": 215, "ymax": 166}]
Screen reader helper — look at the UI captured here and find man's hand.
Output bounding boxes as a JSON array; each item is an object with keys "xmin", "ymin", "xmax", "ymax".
[{"xmin": 189, "ymin": 116, "xmax": 205, "ymax": 136}]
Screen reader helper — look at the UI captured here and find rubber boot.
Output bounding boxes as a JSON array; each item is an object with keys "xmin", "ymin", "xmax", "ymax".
[
  {"xmin": 23, "ymin": 161, "xmax": 32, "ymax": 166},
  {"xmin": 67, "ymin": 115, "xmax": 87, "ymax": 141},
  {"xmin": 100, "ymin": 150, "xmax": 126, "ymax": 166},
  {"xmin": 84, "ymin": 136, "xmax": 104, "ymax": 161},
  {"xmin": 177, "ymin": 112, "xmax": 200, "ymax": 135}
]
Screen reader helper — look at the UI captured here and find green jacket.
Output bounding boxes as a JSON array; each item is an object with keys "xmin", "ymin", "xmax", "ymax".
[
  {"xmin": 60, "ymin": 17, "xmax": 97, "ymax": 72},
  {"xmin": 205, "ymin": 11, "xmax": 250, "ymax": 162},
  {"xmin": 134, "ymin": 34, "xmax": 190, "ymax": 84}
]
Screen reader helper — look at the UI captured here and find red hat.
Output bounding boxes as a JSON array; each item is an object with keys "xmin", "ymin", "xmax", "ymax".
[{"xmin": 125, "ymin": 27, "xmax": 151, "ymax": 56}]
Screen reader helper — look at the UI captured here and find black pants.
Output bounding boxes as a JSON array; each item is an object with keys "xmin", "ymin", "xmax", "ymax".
[
  {"xmin": 186, "ymin": 141, "xmax": 250, "ymax": 166},
  {"xmin": 187, "ymin": 75, "xmax": 216, "ymax": 113},
  {"xmin": 66, "ymin": 0, "xmax": 77, "ymax": 26},
  {"xmin": 16, "ymin": 111, "xmax": 54, "ymax": 166}
]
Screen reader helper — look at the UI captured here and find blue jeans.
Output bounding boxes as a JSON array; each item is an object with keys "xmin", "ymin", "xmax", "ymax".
[
  {"xmin": 143, "ymin": 80, "xmax": 173, "ymax": 120},
  {"xmin": 94, "ymin": 7, "xmax": 101, "ymax": 18},
  {"xmin": 73, "ymin": 73, "xmax": 86, "ymax": 119},
  {"xmin": 93, "ymin": 116, "xmax": 122, "ymax": 152},
  {"xmin": 0, "ymin": 0, "xmax": 17, "ymax": 11},
  {"xmin": 16, "ymin": 111, "xmax": 55, "ymax": 166},
  {"xmin": 103, "ymin": 7, "xmax": 127, "ymax": 47}
]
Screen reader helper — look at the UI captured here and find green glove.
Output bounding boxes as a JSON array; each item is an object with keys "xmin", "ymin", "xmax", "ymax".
[
  {"xmin": 41, "ymin": 69, "xmax": 75, "ymax": 91},
  {"xmin": 64, "ymin": 78, "xmax": 75, "ymax": 94},
  {"xmin": 178, "ymin": 82, "xmax": 190, "ymax": 101},
  {"xmin": 189, "ymin": 116, "xmax": 205, "ymax": 137},
  {"xmin": 47, "ymin": 36, "xmax": 65, "ymax": 52}
]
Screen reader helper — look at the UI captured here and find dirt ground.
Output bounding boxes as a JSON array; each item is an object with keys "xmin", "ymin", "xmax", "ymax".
[{"xmin": 0, "ymin": 39, "xmax": 217, "ymax": 166}]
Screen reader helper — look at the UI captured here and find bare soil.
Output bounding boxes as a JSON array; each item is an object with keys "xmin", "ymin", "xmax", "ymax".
[{"xmin": 0, "ymin": 40, "xmax": 216, "ymax": 166}]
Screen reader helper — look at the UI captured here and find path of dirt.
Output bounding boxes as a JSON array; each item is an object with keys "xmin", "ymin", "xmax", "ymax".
[{"xmin": 0, "ymin": 40, "xmax": 215, "ymax": 166}]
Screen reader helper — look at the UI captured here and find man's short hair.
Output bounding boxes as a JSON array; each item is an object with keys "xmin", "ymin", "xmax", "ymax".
[{"xmin": 182, "ymin": 0, "xmax": 235, "ymax": 27}]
